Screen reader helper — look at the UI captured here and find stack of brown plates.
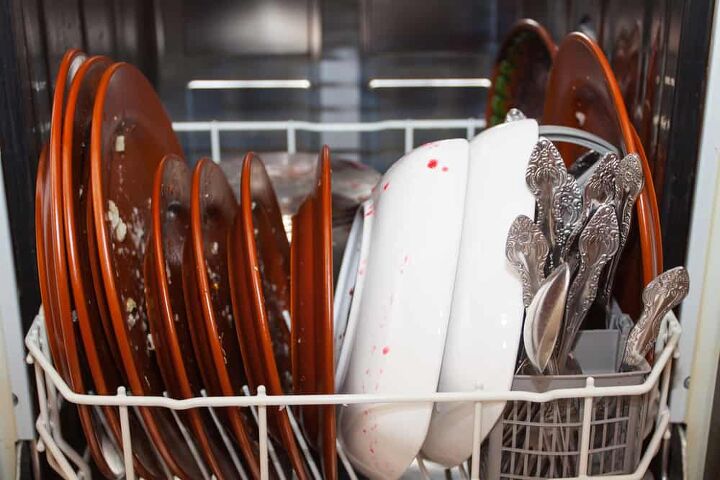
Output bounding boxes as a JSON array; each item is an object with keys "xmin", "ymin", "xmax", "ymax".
[{"xmin": 36, "ymin": 49, "xmax": 354, "ymax": 479}]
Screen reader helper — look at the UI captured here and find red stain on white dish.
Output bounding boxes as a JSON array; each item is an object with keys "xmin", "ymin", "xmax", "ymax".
[
  {"xmin": 442, "ymin": 166, "xmax": 449, "ymax": 172},
  {"xmin": 383, "ymin": 182, "xmax": 389, "ymax": 191},
  {"xmin": 382, "ymin": 346, "xmax": 390, "ymax": 355},
  {"xmin": 364, "ymin": 206, "xmax": 375, "ymax": 217},
  {"xmin": 427, "ymin": 159, "xmax": 438, "ymax": 169}
]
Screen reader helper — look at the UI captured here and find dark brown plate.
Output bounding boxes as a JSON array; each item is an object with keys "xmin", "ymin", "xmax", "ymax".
[
  {"xmin": 228, "ymin": 152, "xmax": 310, "ymax": 479},
  {"xmin": 290, "ymin": 146, "xmax": 336, "ymax": 479},
  {"xmin": 184, "ymin": 158, "xmax": 260, "ymax": 479},
  {"xmin": 145, "ymin": 154, "xmax": 243, "ymax": 480},
  {"xmin": 543, "ymin": 32, "xmax": 662, "ymax": 316},
  {"xmin": 89, "ymin": 61, "xmax": 201, "ymax": 479},
  {"xmin": 46, "ymin": 49, "xmax": 124, "ymax": 479},
  {"xmin": 62, "ymin": 54, "xmax": 161, "ymax": 479},
  {"xmin": 486, "ymin": 19, "xmax": 556, "ymax": 126}
]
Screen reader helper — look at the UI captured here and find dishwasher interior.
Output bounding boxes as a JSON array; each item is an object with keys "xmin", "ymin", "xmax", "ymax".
[{"xmin": 0, "ymin": 0, "xmax": 717, "ymax": 478}]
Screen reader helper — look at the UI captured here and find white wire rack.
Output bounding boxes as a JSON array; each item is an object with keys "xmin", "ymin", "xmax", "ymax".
[
  {"xmin": 171, "ymin": 118, "xmax": 488, "ymax": 163},
  {"xmin": 25, "ymin": 311, "xmax": 680, "ymax": 480}
]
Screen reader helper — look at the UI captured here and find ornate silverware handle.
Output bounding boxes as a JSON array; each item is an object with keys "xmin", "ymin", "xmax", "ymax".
[
  {"xmin": 598, "ymin": 154, "xmax": 644, "ymax": 309},
  {"xmin": 506, "ymin": 215, "xmax": 549, "ymax": 308},
  {"xmin": 622, "ymin": 267, "xmax": 689, "ymax": 368},
  {"xmin": 526, "ymin": 138, "xmax": 572, "ymax": 268},
  {"xmin": 558, "ymin": 204, "xmax": 620, "ymax": 369}
]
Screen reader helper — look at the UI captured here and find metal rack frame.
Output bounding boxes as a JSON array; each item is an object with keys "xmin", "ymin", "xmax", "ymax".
[{"xmin": 25, "ymin": 312, "xmax": 680, "ymax": 480}]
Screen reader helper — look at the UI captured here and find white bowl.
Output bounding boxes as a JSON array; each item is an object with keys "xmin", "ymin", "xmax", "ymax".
[
  {"xmin": 334, "ymin": 199, "xmax": 374, "ymax": 390},
  {"xmin": 338, "ymin": 139, "xmax": 469, "ymax": 479},
  {"xmin": 420, "ymin": 119, "xmax": 538, "ymax": 467}
]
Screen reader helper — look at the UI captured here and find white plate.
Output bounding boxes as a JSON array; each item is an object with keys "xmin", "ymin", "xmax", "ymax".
[
  {"xmin": 334, "ymin": 199, "xmax": 374, "ymax": 390},
  {"xmin": 421, "ymin": 119, "xmax": 538, "ymax": 467},
  {"xmin": 339, "ymin": 139, "xmax": 469, "ymax": 479}
]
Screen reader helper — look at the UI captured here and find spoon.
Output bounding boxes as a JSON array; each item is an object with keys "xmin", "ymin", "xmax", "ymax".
[
  {"xmin": 622, "ymin": 267, "xmax": 689, "ymax": 369},
  {"xmin": 551, "ymin": 175, "xmax": 583, "ymax": 265},
  {"xmin": 524, "ymin": 263, "xmax": 570, "ymax": 373},
  {"xmin": 558, "ymin": 204, "xmax": 620, "ymax": 370},
  {"xmin": 583, "ymin": 152, "xmax": 620, "ymax": 215},
  {"xmin": 598, "ymin": 153, "xmax": 644, "ymax": 308},
  {"xmin": 506, "ymin": 215, "xmax": 549, "ymax": 308},
  {"xmin": 525, "ymin": 138, "xmax": 572, "ymax": 268}
]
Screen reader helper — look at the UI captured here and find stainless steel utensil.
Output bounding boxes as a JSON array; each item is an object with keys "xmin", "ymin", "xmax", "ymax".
[
  {"xmin": 506, "ymin": 215, "xmax": 550, "ymax": 307},
  {"xmin": 525, "ymin": 138, "xmax": 570, "ymax": 262},
  {"xmin": 559, "ymin": 204, "xmax": 620, "ymax": 370},
  {"xmin": 525, "ymin": 138, "xmax": 583, "ymax": 268},
  {"xmin": 551, "ymin": 176, "xmax": 583, "ymax": 264},
  {"xmin": 583, "ymin": 152, "xmax": 620, "ymax": 215},
  {"xmin": 598, "ymin": 153, "xmax": 644, "ymax": 308},
  {"xmin": 560, "ymin": 152, "xmax": 620, "ymax": 265},
  {"xmin": 622, "ymin": 267, "xmax": 689, "ymax": 369},
  {"xmin": 524, "ymin": 263, "xmax": 570, "ymax": 372}
]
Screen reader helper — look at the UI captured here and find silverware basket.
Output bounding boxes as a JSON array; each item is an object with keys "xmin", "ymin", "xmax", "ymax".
[{"xmin": 485, "ymin": 329, "xmax": 652, "ymax": 479}]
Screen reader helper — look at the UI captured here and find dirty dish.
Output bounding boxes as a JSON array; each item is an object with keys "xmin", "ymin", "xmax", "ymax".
[
  {"xmin": 290, "ymin": 146, "xmax": 336, "ymax": 479},
  {"xmin": 90, "ymin": 61, "xmax": 201, "ymax": 479},
  {"xmin": 421, "ymin": 120, "xmax": 538, "ymax": 467},
  {"xmin": 339, "ymin": 139, "xmax": 469, "ymax": 479},
  {"xmin": 227, "ymin": 152, "xmax": 309, "ymax": 479}
]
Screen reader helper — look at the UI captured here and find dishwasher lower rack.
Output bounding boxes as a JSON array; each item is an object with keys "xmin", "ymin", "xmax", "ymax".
[{"xmin": 24, "ymin": 313, "xmax": 679, "ymax": 480}]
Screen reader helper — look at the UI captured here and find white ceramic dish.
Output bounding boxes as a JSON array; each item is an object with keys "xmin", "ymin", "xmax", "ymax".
[
  {"xmin": 338, "ymin": 139, "xmax": 469, "ymax": 479},
  {"xmin": 334, "ymin": 199, "xmax": 374, "ymax": 390},
  {"xmin": 421, "ymin": 119, "xmax": 538, "ymax": 467}
]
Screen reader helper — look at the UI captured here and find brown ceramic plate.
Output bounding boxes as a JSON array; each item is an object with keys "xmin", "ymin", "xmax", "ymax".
[
  {"xmin": 36, "ymin": 143, "xmax": 66, "ymax": 379},
  {"xmin": 90, "ymin": 61, "xmax": 201, "ymax": 479},
  {"xmin": 289, "ymin": 146, "xmax": 336, "ymax": 479},
  {"xmin": 228, "ymin": 152, "xmax": 310, "ymax": 479},
  {"xmin": 486, "ymin": 19, "xmax": 556, "ymax": 126},
  {"xmin": 184, "ymin": 158, "xmax": 260, "ymax": 479},
  {"xmin": 62, "ymin": 55, "xmax": 161, "ymax": 479},
  {"xmin": 145, "ymin": 154, "xmax": 244, "ymax": 480},
  {"xmin": 44, "ymin": 49, "xmax": 125, "ymax": 479},
  {"xmin": 543, "ymin": 32, "xmax": 663, "ymax": 316}
]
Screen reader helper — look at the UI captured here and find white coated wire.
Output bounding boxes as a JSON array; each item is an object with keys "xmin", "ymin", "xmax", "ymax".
[{"xmin": 25, "ymin": 313, "xmax": 679, "ymax": 480}]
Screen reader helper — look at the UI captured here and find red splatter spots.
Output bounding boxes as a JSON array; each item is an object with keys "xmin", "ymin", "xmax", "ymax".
[
  {"xmin": 382, "ymin": 346, "xmax": 390, "ymax": 355},
  {"xmin": 370, "ymin": 447, "xmax": 375, "ymax": 454},
  {"xmin": 442, "ymin": 166, "xmax": 449, "ymax": 172},
  {"xmin": 362, "ymin": 428, "xmax": 367, "ymax": 434},
  {"xmin": 365, "ymin": 369, "xmax": 370, "ymax": 375},
  {"xmin": 427, "ymin": 159, "xmax": 438, "ymax": 169},
  {"xmin": 363, "ymin": 409, "xmax": 369, "ymax": 416},
  {"xmin": 364, "ymin": 206, "xmax": 375, "ymax": 217},
  {"xmin": 383, "ymin": 182, "xmax": 390, "ymax": 191}
]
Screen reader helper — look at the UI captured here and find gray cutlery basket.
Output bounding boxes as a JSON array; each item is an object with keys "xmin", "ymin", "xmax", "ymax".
[{"xmin": 484, "ymin": 328, "xmax": 651, "ymax": 479}]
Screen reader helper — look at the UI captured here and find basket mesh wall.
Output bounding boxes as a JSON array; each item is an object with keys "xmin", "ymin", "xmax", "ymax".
[{"xmin": 489, "ymin": 393, "xmax": 649, "ymax": 479}]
